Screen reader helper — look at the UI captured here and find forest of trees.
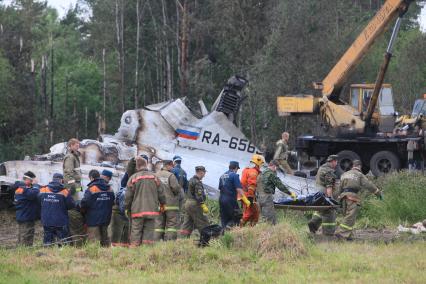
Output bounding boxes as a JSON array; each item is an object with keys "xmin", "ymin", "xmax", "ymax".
[{"xmin": 0, "ymin": 0, "xmax": 425, "ymax": 161}]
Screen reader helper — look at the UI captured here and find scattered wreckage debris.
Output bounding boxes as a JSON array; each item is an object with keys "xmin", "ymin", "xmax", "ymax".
[{"xmin": 397, "ymin": 220, "xmax": 426, "ymax": 234}]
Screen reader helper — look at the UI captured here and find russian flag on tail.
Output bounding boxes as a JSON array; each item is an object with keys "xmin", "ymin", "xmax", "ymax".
[{"xmin": 176, "ymin": 128, "xmax": 200, "ymax": 140}]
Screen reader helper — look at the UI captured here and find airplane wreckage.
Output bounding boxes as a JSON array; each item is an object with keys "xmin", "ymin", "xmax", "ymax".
[{"xmin": 0, "ymin": 76, "xmax": 318, "ymax": 209}]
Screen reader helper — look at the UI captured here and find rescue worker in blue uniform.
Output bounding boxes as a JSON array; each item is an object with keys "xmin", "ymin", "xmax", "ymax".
[
  {"xmin": 81, "ymin": 169, "xmax": 115, "ymax": 246},
  {"xmin": 39, "ymin": 173, "xmax": 75, "ymax": 245},
  {"xmin": 172, "ymin": 155, "xmax": 188, "ymax": 228},
  {"xmin": 218, "ymin": 161, "xmax": 251, "ymax": 229},
  {"xmin": 171, "ymin": 155, "xmax": 188, "ymax": 192},
  {"xmin": 14, "ymin": 171, "xmax": 40, "ymax": 246}
]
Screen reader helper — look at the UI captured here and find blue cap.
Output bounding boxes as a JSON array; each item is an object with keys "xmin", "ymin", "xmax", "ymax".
[
  {"xmin": 229, "ymin": 161, "xmax": 240, "ymax": 169},
  {"xmin": 101, "ymin": 169, "xmax": 113, "ymax": 178},
  {"xmin": 140, "ymin": 154, "xmax": 149, "ymax": 161},
  {"xmin": 173, "ymin": 155, "xmax": 182, "ymax": 162},
  {"xmin": 53, "ymin": 173, "xmax": 63, "ymax": 180}
]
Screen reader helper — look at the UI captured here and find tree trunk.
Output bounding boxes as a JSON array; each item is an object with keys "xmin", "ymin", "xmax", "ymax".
[
  {"xmin": 41, "ymin": 55, "xmax": 47, "ymax": 115},
  {"xmin": 115, "ymin": 0, "xmax": 125, "ymax": 113},
  {"xmin": 102, "ymin": 48, "xmax": 107, "ymax": 133},
  {"xmin": 161, "ymin": 0, "xmax": 173, "ymax": 100},
  {"xmin": 50, "ymin": 36, "xmax": 54, "ymax": 120},
  {"xmin": 134, "ymin": 0, "xmax": 141, "ymax": 108},
  {"xmin": 179, "ymin": 0, "xmax": 190, "ymax": 97}
]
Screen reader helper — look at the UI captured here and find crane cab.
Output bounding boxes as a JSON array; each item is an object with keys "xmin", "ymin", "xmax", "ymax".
[
  {"xmin": 411, "ymin": 97, "xmax": 426, "ymax": 117},
  {"xmin": 349, "ymin": 84, "xmax": 396, "ymax": 132}
]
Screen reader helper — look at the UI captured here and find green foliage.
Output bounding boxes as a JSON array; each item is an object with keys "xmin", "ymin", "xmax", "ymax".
[
  {"xmin": 360, "ymin": 171, "xmax": 426, "ymax": 226},
  {"xmin": 0, "ymin": 0, "xmax": 425, "ymax": 160}
]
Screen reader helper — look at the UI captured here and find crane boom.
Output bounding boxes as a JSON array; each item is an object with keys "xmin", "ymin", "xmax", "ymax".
[{"xmin": 315, "ymin": 0, "xmax": 412, "ymax": 98}]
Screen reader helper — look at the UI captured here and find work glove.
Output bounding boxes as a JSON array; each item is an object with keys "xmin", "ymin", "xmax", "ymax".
[
  {"xmin": 159, "ymin": 204, "xmax": 166, "ymax": 213},
  {"xmin": 201, "ymin": 203, "xmax": 209, "ymax": 214},
  {"xmin": 290, "ymin": 192, "xmax": 297, "ymax": 201},
  {"xmin": 241, "ymin": 195, "xmax": 251, "ymax": 207}
]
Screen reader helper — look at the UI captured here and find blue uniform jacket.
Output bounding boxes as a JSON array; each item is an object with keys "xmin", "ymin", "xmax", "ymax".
[
  {"xmin": 39, "ymin": 181, "xmax": 75, "ymax": 227},
  {"xmin": 81, "ymin": 178, "xmax": 115, "ymax": 226},
  {"xmin": 172, "ymin": 164, "xmax": 188, "ymax": 192},
  {"xmin": 219, "ymin": 170, "xmax": 242, "ymax": 200},
  {"xmin": 115, "ymin": 187, "xmax": 127, "ymax": 215},
  {"xmin": 14, "ymin": 182, "xmax": 40, "ymax": 222}
]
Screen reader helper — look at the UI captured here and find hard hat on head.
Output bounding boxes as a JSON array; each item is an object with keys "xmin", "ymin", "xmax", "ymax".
[
  {"xmin": 173, "ymin": 155, "xmax": 182, "ymax": 162},
  {"xmin": 352, "ymin": 160, "xmax": 362, "ymax": 168},
  {"xmin": 327, "ymin": 155, "xmax": 339, "ymax": 162},
  {"xmin": 251, "ymin": 154, "xmax": 265, "ymax": 167}
]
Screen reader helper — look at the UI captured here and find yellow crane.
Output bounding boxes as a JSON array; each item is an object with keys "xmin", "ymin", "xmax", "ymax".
[
  {"xmin": 276, "ymin": 0, "xmax": 426, "ymax": 176},
  {"xmin": 278, "ymin": 0, "xmax": 413, "ymax": 133}
]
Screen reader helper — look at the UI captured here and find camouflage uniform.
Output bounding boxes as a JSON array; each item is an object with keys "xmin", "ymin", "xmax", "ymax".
[
  {"xmin": 308, "ymin": 162, "xmax": 337, "ymax": 235},
  {"xmin": 63, "ymin": 150, "xmax": 85, "ymax": 245},
  {"xmin": 125, "ymin": 169, "xmax": 166, "ymax": 246},
  {"xmin": 335, "ymin": 168, "xmax": 380, "ymax": 239},
  {"xmin": 273, "ymin": 139, "xmax": 294, "ymax": 175},
  {"xmin": 155, "ymin": 169, "xmax": 181, "ymax": 241},
  {"xmin": 180, "ymin": 176, "xmax": 210, "ymax": 237},
  {"xmin": 257, "ymin": 168, "xmax": 291, "ymax": 225},
  {"xmin": 110, "ymin": 187, "xmax": 130, "ymax": 246}
]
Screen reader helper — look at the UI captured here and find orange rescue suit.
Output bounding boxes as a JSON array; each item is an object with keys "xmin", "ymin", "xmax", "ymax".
[
  {"xmin": 240, "ymin": 167, "xmax": 260, "ymax": 197},
  {"xmin": 240, "ymin": 166, "xmax": 260, "ymax": 226}
]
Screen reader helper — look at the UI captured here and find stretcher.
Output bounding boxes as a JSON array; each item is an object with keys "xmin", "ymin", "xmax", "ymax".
[{"xmin": 274, "ymin": 204, "xmax": 340, "ymax": 211}]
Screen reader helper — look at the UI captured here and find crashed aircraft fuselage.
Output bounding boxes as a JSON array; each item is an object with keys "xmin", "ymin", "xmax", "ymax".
[{"xmin": 0, "ymin": 76, "xmax": 318, "ymax": 208}]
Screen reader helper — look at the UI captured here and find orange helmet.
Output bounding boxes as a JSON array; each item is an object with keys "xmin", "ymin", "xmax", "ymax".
[{"xmin": 251, "ymin": 154, "xmax": 265, "ymax": 167}]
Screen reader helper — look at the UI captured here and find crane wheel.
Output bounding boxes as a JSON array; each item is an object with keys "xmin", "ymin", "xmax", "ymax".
[
  {"xmin": 370, "ymin": 151, "xmax": 400, "ymax": 176},
  {"xmin": 336, "ymin": 150, "xmax": 361, "ymax": 177}
]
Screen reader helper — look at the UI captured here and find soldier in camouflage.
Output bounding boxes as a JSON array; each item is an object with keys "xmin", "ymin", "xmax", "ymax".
[
  {"xmin": 63, "ymin": 138, "xmax": 85, "ymax": 246},
  {"xmin": 154, "ymin": 160, "xmax": 182, "ymax": 241},
  {"xmin": 335, "ymin": 160, "xmax": 381, "ymax": 240},
  {"xmin": 273, "ymin": 132, "xmax": 294, "ymax": 175},
  {"xmin": 180, "ymin": 166, "xmax": 210, "ymax": 237},
  {"xmin": 257, "ymin": 160, "xmax": 297, "ymax": 225},
  {"xmin": 308, "ymin": 155, "xmax": 338, "ymax": 235}
]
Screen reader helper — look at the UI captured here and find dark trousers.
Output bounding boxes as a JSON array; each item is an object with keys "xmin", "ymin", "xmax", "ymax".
[
  {"xmin": 43, "ymin": 226, "xmax": 69, "ymax": 245},
  {"xmin": 110, "ymin": 210, "xmax": 130, "ymax": 246},
  {"xmin": 17, "ymin": 221, "xmax": 35, "ymax": 246},
  {"xmin": 87, "ymin": 225, "xmax": 110, "ymax": 247},
  {"xmin": 219, "ymin": 195, "xmax": 240, "ymax": 229}
]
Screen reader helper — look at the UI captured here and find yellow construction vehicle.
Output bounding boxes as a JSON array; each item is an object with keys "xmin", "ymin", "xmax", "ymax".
[{"xmin": 277, "ymin": 0, "xmax": 426, "ymax": 176}]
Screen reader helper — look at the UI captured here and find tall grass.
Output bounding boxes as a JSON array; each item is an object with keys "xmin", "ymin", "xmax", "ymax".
[{"xmin": 360, "ymin": 171, "xmax": 426, "ymax": 226}]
